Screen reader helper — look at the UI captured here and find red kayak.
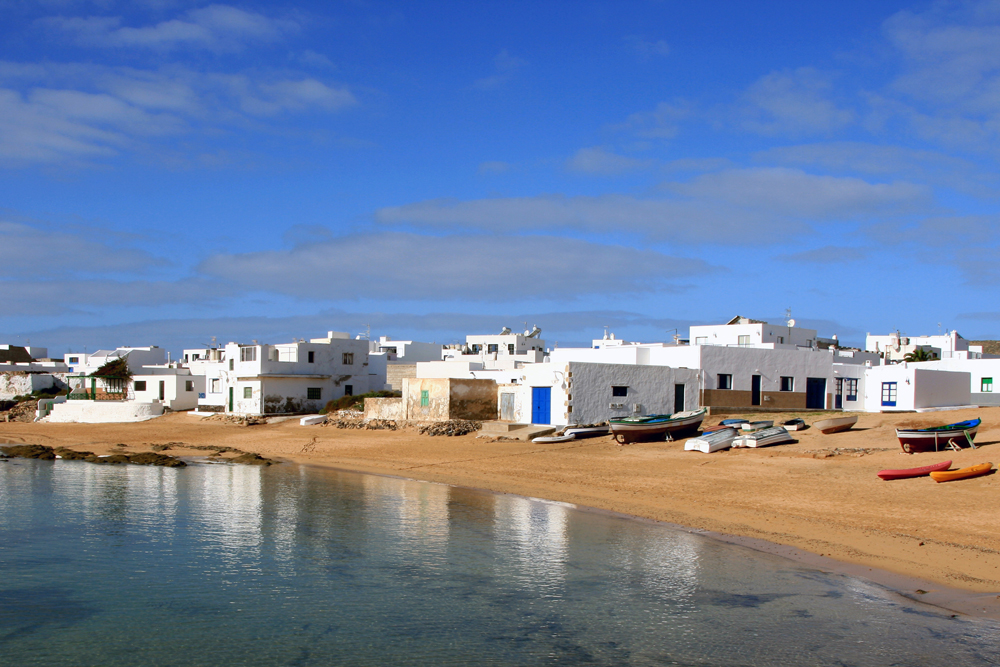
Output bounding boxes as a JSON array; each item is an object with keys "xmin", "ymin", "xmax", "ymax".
[{"xmin": 877, "ymin": 460, "xmax": 952, "ymax": 481}]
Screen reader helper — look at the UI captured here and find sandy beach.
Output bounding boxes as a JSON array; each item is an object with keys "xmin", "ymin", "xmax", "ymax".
[{"xmin": 3, "ymin": 407, "xmax": 999, "ymax": 619}]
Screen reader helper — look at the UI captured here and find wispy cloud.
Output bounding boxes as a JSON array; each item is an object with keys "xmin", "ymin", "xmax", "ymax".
[
  {"xmin": 565, "ymin": 146, "xmax": 655, "ymax": 175},
  {"xmin": 612, "ymin": 101, "xmax": 689, "ymax": 139},
  {"xmin": 740, "ymin": 68, "xmax": 853, "ymax": 136},
  {"xmin": 40, "ymin": 4, "xmax": 298, "ymax": 52},
  {"xmin": 777, "ymin": 245, "xmax": 868, "ymax": 264},
  {"xmin": 473, "ymin": 49, "xmax": 527, "ymax": 90}
]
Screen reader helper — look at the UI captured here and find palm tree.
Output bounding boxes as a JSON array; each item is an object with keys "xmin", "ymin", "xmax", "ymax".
[{"xmin": 903, "ymin": 348, "xmax": 937, "ymax": 362}]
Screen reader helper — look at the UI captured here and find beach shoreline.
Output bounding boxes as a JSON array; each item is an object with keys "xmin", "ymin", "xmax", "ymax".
[{"xmin": 3, "ymin": 407, "xmax": 1000, "ymax": 620}]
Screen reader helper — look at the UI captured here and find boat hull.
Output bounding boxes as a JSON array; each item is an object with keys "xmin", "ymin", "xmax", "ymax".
[
  {"xmin": 563, "ymin": 425, "xmax": 610, "ymax": 439},
  {"xmin": 895, "ymin": 419, "xmax": 981, "ymax": 453},
  {"xmin": 929, "ymin": 462, "xmax": 993, "ymax": 483},
  {"xmin": 877, "ymin": 460, "xmax": 952, "ymax": 480},
  {"xmin": 814, "ymin": 416, "xmax": 857, "ymax": 434},
  {"xmin": 684, "ymin": 427, "xmax": 738, "ymax": 453},
  {"xmin": 609, "ymin": 409, "xmax": 706, "ymax": 444},
  {"xmin": 732, "ymin": 426, "xmax": 794, "ymax": 448}
]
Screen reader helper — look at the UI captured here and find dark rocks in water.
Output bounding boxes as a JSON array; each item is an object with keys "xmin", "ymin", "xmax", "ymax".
[
  {"xmin": 127, "ymin": 451, "xmax": 186, "ymax": 467},
  {"xmin": 228, "ymin": 452, "xmax": 276, "ymax": 466},
  {"xmin": 0, "ymin": 444, "xmax": 56, "ymax": 459},
  {"xmin": 54, "ymin": 447, "xmax": 94, "ymax": 460},
  {"xmin": 86, "ymin": 454, "xmax": 130, "ymax": 465}
]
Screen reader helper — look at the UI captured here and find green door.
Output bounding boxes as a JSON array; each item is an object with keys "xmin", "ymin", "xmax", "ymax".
[{"xmin": 228, "ymin": 387, "xmax": 234, "ymax": 412}]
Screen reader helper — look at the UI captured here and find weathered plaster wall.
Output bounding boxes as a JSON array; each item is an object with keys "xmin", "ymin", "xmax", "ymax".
[
  {"xmin": 403, "ymin": 378, "xmax": 451, "ymax": 421},
  {"xmin": 0, "ymin": 372, "xmax": 60, "ymax": 400},
  {"xmin": 364, "ymin": 397, "xmax": 404, "ymax": 421},
  {"xmin": 567, "ymin": 363, "xmax": 699, "ymax": 424},
  {"xmin": 447, "ymin": 379, "xmax": 497, "ymax": 420},
  {"xmin": 46, "ymin": 401, "xmax": 164, "ymax": 423}
]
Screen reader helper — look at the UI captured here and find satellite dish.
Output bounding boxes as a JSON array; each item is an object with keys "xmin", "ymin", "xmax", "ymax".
[{"xmin": 787, "ymin": 319, "xmax": 796, "ymax": 328}]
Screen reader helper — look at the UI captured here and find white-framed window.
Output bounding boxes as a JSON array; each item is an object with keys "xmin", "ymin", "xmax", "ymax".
[
  {"xmin": 343, "ymin": 352, "xmax": 354, "ymax": 365},
  {"xmin": 717, "ymin": 374, "xmax": 732, "ymax": 390},
  {"xmin": 243, "ymin": 386, "xmax": 252, "ymax": 399},
  {"xmin": 240, "ymin": 346, "xmax": 257, "ymax": 362},
  {"xmin": 487, "ymin": 344, "xmax": 498, "ymax": 353},
  {"xmin": 983, "ymin": 377, "xmax": 993, "ymax": 393},
  {"xmin": 185, "ymin": 380, "xmax": 194, "ymax": 392},
  {"xmin": 210, "ymin": 378, "xmax": 220, "ymax": 393},
  {"xmin": 134, "ymin": 380, "xmax": 147, "ymax": 391},
  {"xmin": 695, "ymin": 337, "xmax": 707, "ymax": 345},
  {"xmin": 780, "ymin": 376, "xmax": 794, "ymax": 392},
  {"xmin": 737, "ymin": 335, "xmax": 750, "ymax": 346}
]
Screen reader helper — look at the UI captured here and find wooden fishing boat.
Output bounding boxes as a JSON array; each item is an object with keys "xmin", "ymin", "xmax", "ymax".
[
  {"xmin": 782, "ymin": 418, "xmax": 807, "ymax": 432},
  {"xmin": 740, "ymin": 420, "xmax": 773, "ymax": 431},
  {"xmin": 720, "ymin": 418, "xmax": 749, "ymax": 426},
  {"xmin": 895, "ymin": 418, "xmax": 980, "ymax": 454},
  {"xmin": 608, "ymin": 414, "xmax": 672, "ymax": 444},
  {"xmin": 532, "ymin": 433, "xmax": 576, "ymax": 444},
  {"xmin": 562, "ymin": 424, "xmax": 610, "ymax": 439},
  {"xmin": 609, "ymin": 408, "xmax": 706, "ymax": 444},
  {"xmin": 814, "ymin": 415, "xmax": 857, "ymax": 434},
  {"xmin": 929, "ymin": 462, "xmax": 993, "ymax": 483},
  {"xmin": 684, "ymin": 427, "xmax": 738, "ymax": 453},
  {"xmin": 877, "ymin": 460, "xmax": 952, "ymax": 481},
  {"xmin": 732, "ymin": 426, "xmax": 794, "ymax": 448}
]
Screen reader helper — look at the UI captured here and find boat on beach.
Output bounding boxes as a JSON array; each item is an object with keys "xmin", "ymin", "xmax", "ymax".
[
  {"xmin": 532, "ymin": 433, "xmax": 576, "ymax": 444},
  {"xmin": 814, "ymin": 416, "xmax": 857, "ymax": 434},
  {"xmin": 782, "ymin": 418, "xmax": 807, "ymax": 431},
  {"xmin": 929, "ymin": 462, "xmax": 993, "ymax": 483},
  {"xmin": 732, "ymin": 426, "xmax": 794, "ymax": 448},
  {"xmin": 740, "ymin": 420, "xmax": 773, "ymax": 431},
  {"xmin": 720, "ymin": 419, "xmax": 749, "ymax": 426},
  {"xmin": 609, "ymin": 408, "xmax": 706, "ymax": 444},
  {"xmin": 562, "ymin": 424, "xmax": 611, "ymax": 439},
  {"xmin": 877, "ymin": 460, "xmax": 952, "ymax": 480},
  {"xmin": 895, "ymin": 418, "xmax": 981, "ymax": 454},
  {"xmin": 684, "ymin": 427, "xmax": 738, "ymax": 453}
]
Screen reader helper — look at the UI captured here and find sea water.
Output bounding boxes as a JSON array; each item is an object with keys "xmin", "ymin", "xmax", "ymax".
[{"xmin": 0, "ymin": 458, "xmax": 997, "ymax": 666}]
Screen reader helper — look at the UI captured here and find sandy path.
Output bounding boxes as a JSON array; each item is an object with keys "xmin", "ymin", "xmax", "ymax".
[{"xmin": 3, "ymin": 407, "xmax": 999, "ymax": 618}]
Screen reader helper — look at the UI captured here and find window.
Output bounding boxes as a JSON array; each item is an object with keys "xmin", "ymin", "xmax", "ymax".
[
  {"xmin": 780, "ymin": 376, "xmax": 794, "ymax": 392},
  {"xmin": 776, "ymin": 336, "xmax": 784, "ymax": 344},
  {"xmin": 134, "ymin": 381, "xmax": 147, "ymax": 391},
  {"xmin": 307, "ymin": 387, "xmax": 322, "ymax": 400},
  {"xmin": 845, "ymin": 379, "xmax": 858, "ymax": 401},
  {"xmin": 68, "ymin": 356, "xmax": 79, "ymax": 364},
  {"xmin": 508, "ymin": 343, "xmax": 515, "ymax": 355},
  {"xmin": 881, "ymin": 382, "xmax": 897, "ymax": 407},
  {"xmin": 211, "ymin": 378, "xmax": 220, "ymax": 393},
  {"xmin": 737, "ymin": 335, "xmax": 750, "ymax": 346},
  {"xmin": 308, "ymin": 351, "xmax": 315, "ymax": 363},
  {"xmin": 420, "ymin": 390, "xmax": 429, "ymax": 407},
  {"xmin": 488, "ymin": 344, "xmax": 498, "ymax": 353},
  {"xmin": 344, "ymin": 385, "xmax": 353, "ymax": 396},
  {"xmin": 612, "ymin": 386, "xmax": 628, "ymax": 397},
  {"xmin": 185, "ymin": 380, "xmax": 194, "ymax": 392},
  {"xmin": 240, "ymin": 346, "xmax": 257, "ymax": 362},
  {"xmin": 983, "ymin": 378, "xmax": 993, "ymax": 393},
  {"xmin": 342, "ymin": 352, "xmax": 354, "ymax": 365},
  {"xmin": 244, "ymin": 386, "xmax": 252, "ymax": 399},
  {"xmin": 229, "ymin": 359, "xmax": 234, "ymax": 371},
  {"xmin": 717, "ymin": 374, "xmax": 732, "ymax": 390},
  {"xmin": 695, "ymin": 337, "xmax": 707, "ymax": 345}
]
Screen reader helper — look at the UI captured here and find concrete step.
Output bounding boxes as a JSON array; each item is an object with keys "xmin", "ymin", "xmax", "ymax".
[{"xmin": 479, "ymin": 421, "xmax": 556, "ymax": 441}]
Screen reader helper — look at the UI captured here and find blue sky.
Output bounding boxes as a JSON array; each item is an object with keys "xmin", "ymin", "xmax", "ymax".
[{"xmin": 2, "ymin": 0, "xmax": 999, "ymax": 355}]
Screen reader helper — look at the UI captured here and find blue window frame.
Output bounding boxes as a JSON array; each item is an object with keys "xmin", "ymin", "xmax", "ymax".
[
  {"xmin": 845, "ymin": 379, "xmax": 858, "ymax": 402},
  {"xmin": 881, "ymin": 382, "xmax": 897, "ymax": 407}
]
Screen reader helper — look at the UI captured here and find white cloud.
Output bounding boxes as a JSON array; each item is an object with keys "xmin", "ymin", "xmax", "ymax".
[
  {"xmin": 0, "ymin": 219, "xmax": 163, "ymax": 275},
  {"xmin": 777, "ymin": 245, "xmax": 868, "ymax": 264},
  {"xmin": 565, "ymin": 147, "xmax": 654, "ymax": 175},
  {"xmin": 0, "ymin": 61, "xmax": 356, "ymax": 166},
  {"xmin": 612, "ymin": 101, "xmax": 688, "ymax": 139},
  {"xmin": 41, "ymin": 4, "xmax": 298, "ymax": 51},
  {"xmin": 197, "ymin": 232, "xmax": 711, "ymax": 300},
  {"xmin": 376, "ymin": 168, "xmax": 928, "ymax": 243},
  {"xmin": 473, "ymin": 49, "xmax": 527, "ymax": 90},
  {"xmin": 740, "ymin": 68, "xmax": 853, "ymax": 136}
]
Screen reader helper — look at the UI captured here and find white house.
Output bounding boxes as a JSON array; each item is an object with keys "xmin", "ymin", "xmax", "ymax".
[
  {"xmin": 131, "ymin": 365, "xmax": 205, "ymax": 411},
  {"xmin": 204, "ymin": 331, "xmax": 380, "ymax": 415},
  {"xmin": 66, "ymin": 346, "xmax": 167, "ymax": 375},
  {"xmin": 902, "ymin": 358, "xmax": 1000, "ymax": 407},
  {"xmin": 865, "ymin": 330, "xmax": 983, "ymax": 362},
  {"xmin": 441, "ymin": 326, "xmax": 547, "ymax": 365},
  {"xmin": 862, "ymin": 364, "xmax": 972, "ymax": 412},
  {"xmin": 368, "ymin": 336, "xmax": 443, "ymax": 391},
  {"xmin": 690, "ymin": 316, "xmax": 834, "ymax": 349}
]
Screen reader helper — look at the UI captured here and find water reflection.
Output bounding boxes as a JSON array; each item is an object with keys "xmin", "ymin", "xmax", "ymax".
[{"xmin": 0, "ymin": 459, "xmax": 997, "ymax": 667}]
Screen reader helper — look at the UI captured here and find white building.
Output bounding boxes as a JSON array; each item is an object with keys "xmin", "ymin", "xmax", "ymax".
[
  {"xmin": 862, "ymin": 364, "xmax": 972, "ymax": 412},
  {"xmin": 368, "ymin": 336, "xmax": 443, "ymax": 391},
  {"xmin": 902, "ymin": 358, "xmax": 1000, "ymax": 407},
  {"xmin": 65, "ymin": 346, "xmax": 167, "ymax": 375},
  {"xmin": 198, "ymin": 331, "xmax": 380, "ymax": 415},
  {"xmin": 690, "ymin": 316, "xmax": 835, "ymax": 350},
  {"xmin": 131, "ymin": 365, "xmax": 205, "ymax": 411},
  {"xmin": 865, "ymin": 330, "xmax": 981, "ymax": 362}
]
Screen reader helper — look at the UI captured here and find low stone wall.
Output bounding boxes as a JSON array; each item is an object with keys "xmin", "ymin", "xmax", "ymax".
[
  {"xmin": 364, "ymin": 397, "xmax": 404, "ymax": 421},
  {"xmin": 45, "ymin": 401, "xmax": 165, "ymax": 423}
]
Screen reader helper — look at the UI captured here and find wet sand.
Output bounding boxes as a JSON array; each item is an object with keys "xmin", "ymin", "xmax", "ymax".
[{"xmin": 3, "ymin": 407, "xmax": 999, "ymax": 619}]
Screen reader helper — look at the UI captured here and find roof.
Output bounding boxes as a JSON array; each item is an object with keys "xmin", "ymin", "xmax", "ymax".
[
  {"xmin": 0, "ymin": 345, "xmax": 33, "ymax": 363},
  {"xmin": 725, "ymin": 316, "xmax": 766, "ymax": 325}
]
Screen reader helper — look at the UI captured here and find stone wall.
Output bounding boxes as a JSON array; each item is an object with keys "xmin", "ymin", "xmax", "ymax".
[
  {"xmin": 386, "ymin": 364, "xmax": 417, "ymax": 391},
  {"xmin": 46, "ymin": 401, "xmax": 164, "ymax": 423},
  {"xmin": 447, "ymin": 379, "xmax": 497, "ymax": 421},
  {"xmin": 0, "ymin": 372, "xmax": 62, "ymax": 400}
]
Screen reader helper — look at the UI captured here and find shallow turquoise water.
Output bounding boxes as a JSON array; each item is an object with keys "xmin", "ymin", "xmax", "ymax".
[{"xmin": 0, "ymin": 458, "xmax": 997, "ymax": 666}]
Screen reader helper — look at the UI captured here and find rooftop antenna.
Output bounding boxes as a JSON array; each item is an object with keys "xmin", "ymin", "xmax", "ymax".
[
  {"xmin": 603, "ymin": 325, "xmax": 610, "ymax": 340},
  {"xmin": 358, "ymin": 324, "xmax": 370, "ymax": 340},
  {"xmin": 666, "ymin": 327, "xmax": 679, "ymax": 344},
  {"xmin": 938, "ymin": 322, "xmax": 943, "ymax": 334}
]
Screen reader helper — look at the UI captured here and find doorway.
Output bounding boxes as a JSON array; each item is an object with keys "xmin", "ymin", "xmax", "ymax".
[
  {"xmin": 500, "ymin": 393, "xmax": 515, "ymax": 421},
  {"xmin": 806, "ymin": 377, "xmax": 827, "ymax": 409},
  {"xmin": 531, "ymin": 387, "xmax": 551, "ymax": 424},
  {"xmin": 674, "ymin": 383, "xmax": 685, "ymax": 413},
  {"xmin": 751, "ymin": 375, "xmax": 761, "ymax": 406}
]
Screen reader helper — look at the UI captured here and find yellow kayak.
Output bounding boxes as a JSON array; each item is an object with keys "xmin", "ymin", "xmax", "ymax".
[{"xmin": 929, "ymin": 462, "xmax": 994, "ymax": 483}]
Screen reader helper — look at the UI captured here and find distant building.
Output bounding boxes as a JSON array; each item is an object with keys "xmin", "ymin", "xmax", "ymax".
[{"xmin": 865, "ymin": 330, "xmax": 981, "ymax": 362}]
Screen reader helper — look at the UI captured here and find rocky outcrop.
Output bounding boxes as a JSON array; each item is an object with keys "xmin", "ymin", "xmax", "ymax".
[
  {"xmin": 228, "ymin": 453, "xmax": 275, "ymax": 466},
  {"xmin": 418, "ymin": 420, "xmax": 482, "ymax": 436},
  {"xmin": 0, "ymin": 444, "xmax": 55, "ymax": 459}
]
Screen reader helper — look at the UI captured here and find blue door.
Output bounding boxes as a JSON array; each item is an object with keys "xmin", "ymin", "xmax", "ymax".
[
  {"xmin": 806, "ymin": 377, "xmax": 826, "ymax": 409},
  {"xmin": 531, "ymin": 387, "xmax": 551, "ymax": 424}
]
